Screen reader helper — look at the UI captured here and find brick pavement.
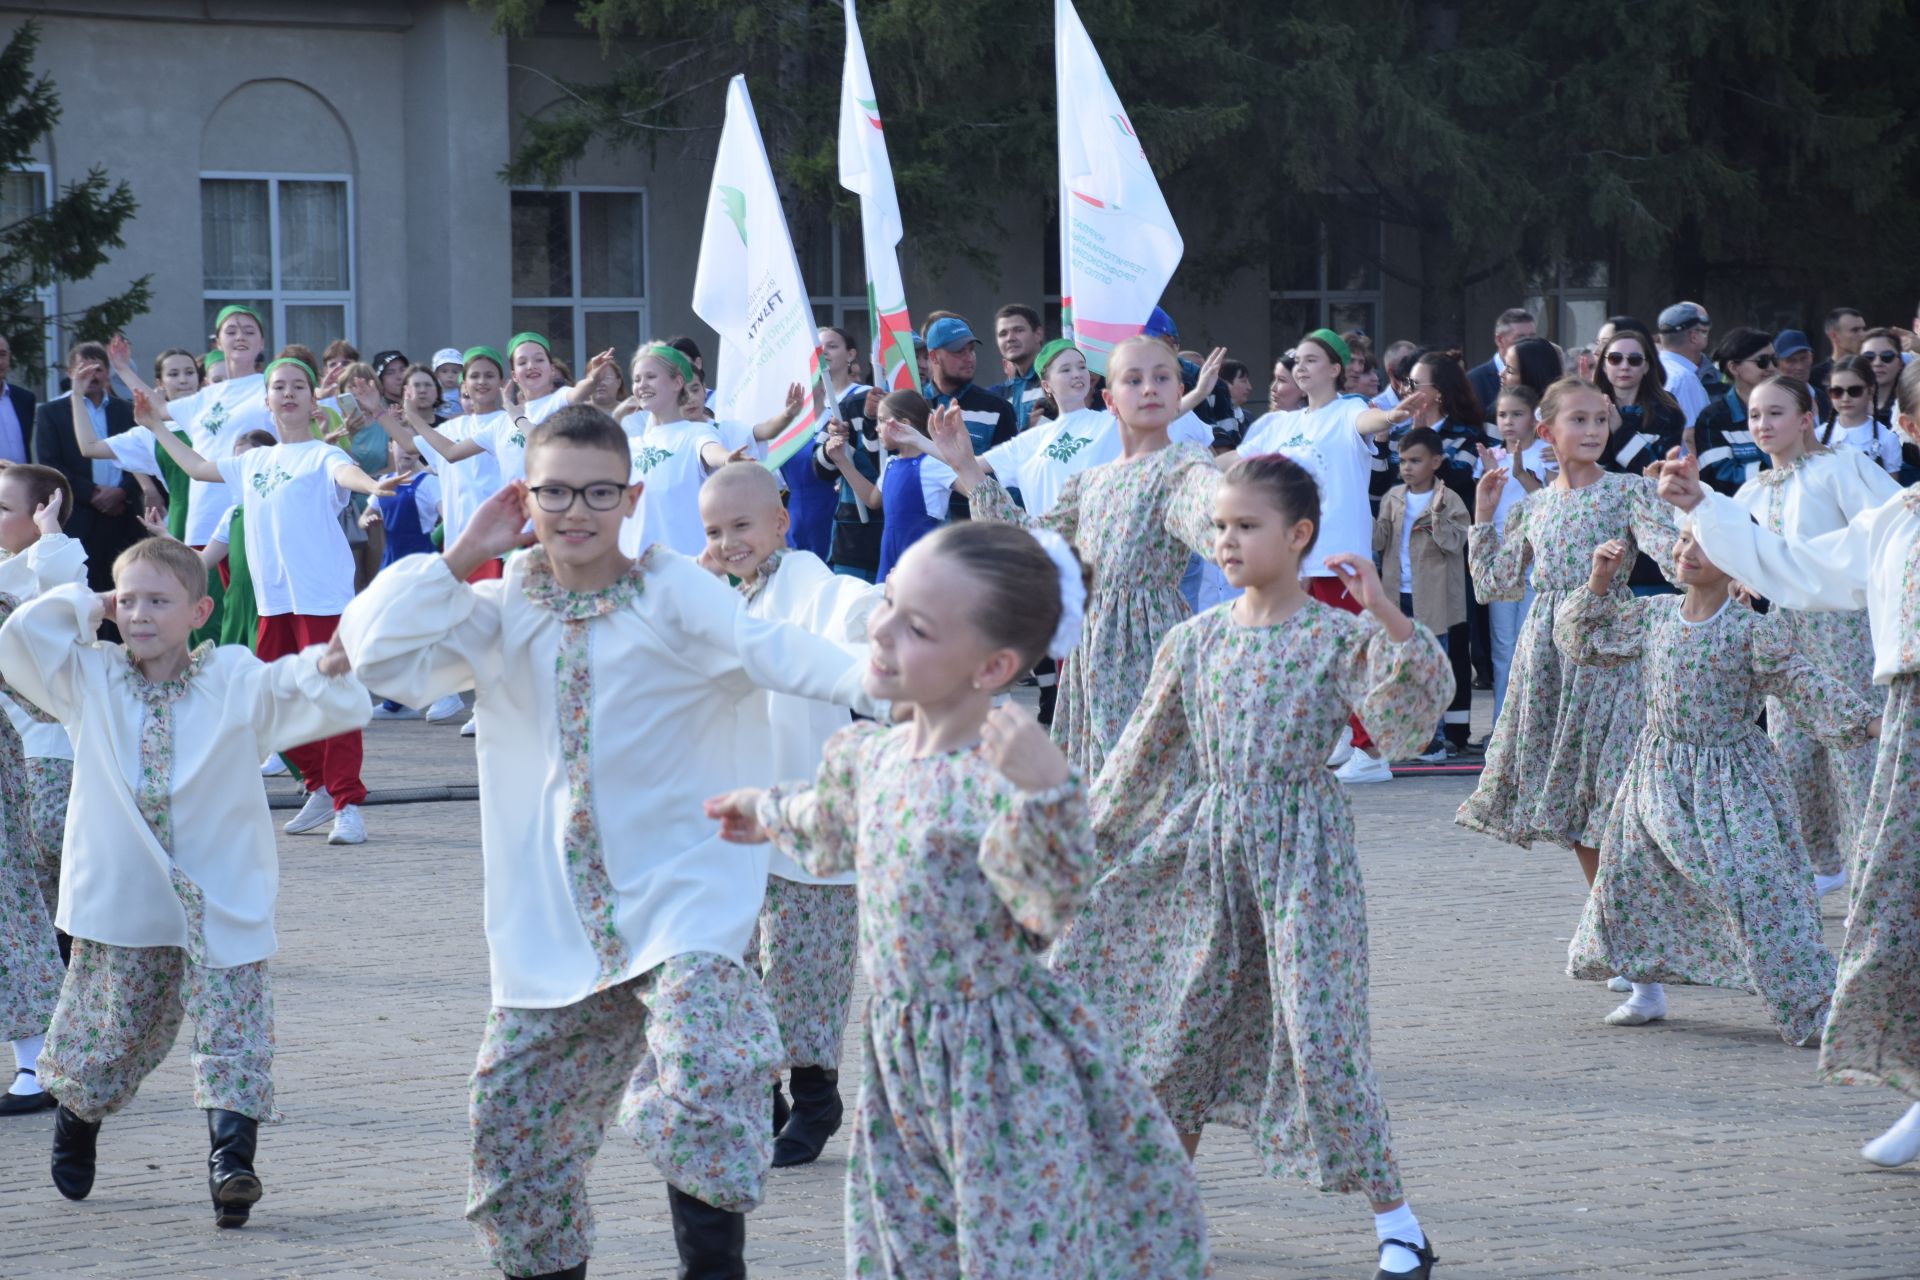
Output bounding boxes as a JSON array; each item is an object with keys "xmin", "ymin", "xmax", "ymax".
[{"xmin": 1, "ymin": 706, "xmax": 1915, "ymax": 1279}]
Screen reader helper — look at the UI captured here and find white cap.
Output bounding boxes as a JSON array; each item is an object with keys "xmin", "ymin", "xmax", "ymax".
[{"xmin": 431, "ymin": 347, "xmax": 463, "ymax": 369}]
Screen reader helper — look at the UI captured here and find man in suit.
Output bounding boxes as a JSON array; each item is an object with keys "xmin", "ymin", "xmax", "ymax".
[
  {"xmin": 33, "ymin": 340, "xmax": 149, "ymax": 592},
  {"xmin": 1466, "ymin": 307, "xmax": 1536, "ymax": 412},
  {"xmin": 0, "ymin": 332, "xmax": 37, "ymax": 464}
]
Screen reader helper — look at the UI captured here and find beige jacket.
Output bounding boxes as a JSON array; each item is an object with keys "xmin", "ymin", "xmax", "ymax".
[{"xmin": 1373, "ymin": 483, "xmax": 1469, "ymax": 631}]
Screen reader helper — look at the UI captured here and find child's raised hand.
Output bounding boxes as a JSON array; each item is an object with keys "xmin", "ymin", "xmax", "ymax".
[
  {"xmin": 131, "ymin": 387, "xmax": 161, "ymax": 429},
  {"xmin": 1322, "ymin": 552, "xmax": 1387, "ymax": 613},
  {"xmin": 358, "ymin": 503, "xmax": 383, "ymax": 530},
  {"xmin": 1473, "ymin": 458, "xmax": 1508, "ymax": 524},
  {"xmin": 862, "ymin": 386, "xmax": 884, "ymax": 422},
  {"xmin": 695, "ymin": 544, "xmax": 727, "ymax": 577},
  {"xmin": 315, "ymin": 632, "xmax": 353, "ymax": 678},
  {"xmin": 982, "ymin": 703, "xmax": 1070, "ymax": 792},
  {"xmin": 455, "ymin": 480, "xmax": 538, "ymax": 561},
  {"xmin": 783, "ymin": 381, "xmax": 806, "ymax": 417},
  {"xmin": 93, "ymin": 590, "xmax": 117, "ymax": 627},
  {"xmin": 107, "ymin": 333, "xmax": 133, "ymax": 373},
  {"xmin": 926, "ymin": 403, "xmax": 980, "ymax": 474},
  {"xmin": 32, "ymin": 488, "xmax": 63, "ymax": 536},
  {"xmin": 1648, "ymin": 446, "xmax": 1703, "ymax": 511},
  {"xmin": 703, "ymin": 788, "xmax": 769, "ymax": 843},
  {"xmin": 1391, "ymin": 386, "xmax": 1438, "ymax": 425},
  {"xmin": 137, "ymin": 507, "xmax": 170, "ymax": 539},
  {"xmin": 347, "ymin": 375, "xmax": 384, "ymax": 416},
  {"xmin": 1588, "ymin": 539, "xmax": 1628, "ymax": 592}
]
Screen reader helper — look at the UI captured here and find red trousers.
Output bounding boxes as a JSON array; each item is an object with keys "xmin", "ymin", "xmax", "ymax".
[
  {"xmin": 466, "ymin": 558, "xmax": 503, "ymax": 583},
  {"xmin": 1306, "ymin": 576, "xmax": 1373, "ymax": 752},
  {"xmin": 254, "ymin": 613, "xmax": 367, "ymax": 808}
]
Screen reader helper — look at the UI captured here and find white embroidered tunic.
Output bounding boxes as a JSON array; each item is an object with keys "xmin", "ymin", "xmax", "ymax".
[{"xmin": 0, "ymin": 533, "xmax": 88, "ymax": 758}]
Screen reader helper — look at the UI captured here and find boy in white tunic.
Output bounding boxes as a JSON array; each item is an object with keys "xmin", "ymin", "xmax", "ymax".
[
  {"xmin": 339, "ymin": 407, "xmax": 882, "ymax": 1280},
  {"xmin": 698, "ymin": 462, "xmax": 879, "ymax": 1168},
  {"xmin": 0, "ymin": 536, "xmax": 372, "ymax": 1227}
]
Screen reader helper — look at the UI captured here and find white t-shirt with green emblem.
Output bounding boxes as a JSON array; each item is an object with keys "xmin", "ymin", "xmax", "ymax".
[
  {"xmin": 980, "ymin": 408, "xmax": 1212, "ymax": 517},
  {"xmin": 215, "ymin": 439, "xmax": 357, "ymax": 616},
  {"xmin": 463, "ymin": 389, "xmax": 571, "ymax": 486},
  {"xmin": 622, "ymin": 418, "xmax": 724, "ymax": 558}
]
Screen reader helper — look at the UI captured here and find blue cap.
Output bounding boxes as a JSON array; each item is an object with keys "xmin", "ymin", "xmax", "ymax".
[
  {"xmin": 1657, "ymin": 302, "xmax": 1710, "ymax": 334},
  {"xmin": 1773, "ymin": 328, "xmax": 1812, "ymax": 359},
  {"xmin": 925, "ymin": 317, "xmax": 979, "ymax": 352},
  {"xmin": 1144, "ymin": 306, "xmax": 1177, "ymax": 339}
]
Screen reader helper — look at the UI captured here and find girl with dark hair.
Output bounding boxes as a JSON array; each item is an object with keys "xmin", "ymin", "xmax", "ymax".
[
  {"xmin": 1821, "ymin": 354, "xmax": 1901, "ymax": 474},
  {"xmin": 1690, "ymin": 327, "xmax": 1775, "ymax": 494},
  {"xmin": 1499, "ymin": 337, "xmax": 1564, "ymax": 397},
  {"xmin": 1054, "ymin": 452, "xmax": 1449, "ymax": 1280},
  {"xmin": 1595, "ymin": 330, "xmax": 1685, "ymax": 474},
  {"xmin": 1729, "ymin": 375, "xmax": 1898, "ymax": 899}
]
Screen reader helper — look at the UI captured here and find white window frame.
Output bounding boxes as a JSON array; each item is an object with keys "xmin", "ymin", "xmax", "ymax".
[
  {"xmin": 4, "ymin": 164, "xmax": 59, "ymax": 395},
  {"xmin": 200, "ymin": 170, "xmax": 356, "ymax": 350},
  {"xmin": 1524, "ymin": 259, "xmax": 1611, "ymax": 350},
  {"xmin": 1271, "ymin": 210, "xmax": 1386, "ymax": 343},
  {"xmin": 510, "ymin": 186, "xmax": 650, "ymax": 373},
  {"xmin": 809, "ymin": 221, "xmax": 867, "ymax": 334}
]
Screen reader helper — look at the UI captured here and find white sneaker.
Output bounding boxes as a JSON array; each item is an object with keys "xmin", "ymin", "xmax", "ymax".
[
  {"xmin": 327, "ymin": 804, "xmax": 366, "ymax": 846},
  {"xmin": 1862, "ymin": 1104, "xmax": 1920, "ymax": 1168},
  {"xmin": 1606, "ymin": 975, "xmax": 1633, "ymax": 993},
  {"xmin": 1335, "ymin": 751, "xmax": 1393, "ymax": 785},
  {"xmin": 425, "ymin": 693, "xmax": 466, "ymax": 723},
  {"xmin": 460, "ymin": 716, "xmax": 477, "ymax": 738},
  {"xmin": 1813, "ymin": 871, "xmax": 1847, "ymax": 898},
  {"xmin": 284, "ymin": 787, "xmax": 334, "ymax": 835},
  {"xmin": 371, "ymin": 702, "xmax": 423, "ymax": 721},
  {"xmin": 1327, "ymin": 725, "xmax": 1355, "ymax": 769},
  {"xmin": 1604, "ymin": 985, "xmax": 1668, "ymax": 1026},
  {"xmin": 260, "ymin": 754, "xmax": 289, "ymax": 777}
]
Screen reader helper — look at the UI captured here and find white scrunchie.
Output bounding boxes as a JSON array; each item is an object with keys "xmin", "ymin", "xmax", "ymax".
[{"xmin": 1031, "ymin": 529, "xmax": 1087, "ymax": 660}]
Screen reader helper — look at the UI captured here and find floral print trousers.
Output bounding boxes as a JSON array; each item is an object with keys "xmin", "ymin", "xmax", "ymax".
[
  {"xmin": 745, "ymin": 878, "xmax": 859, "ymax": 1069},
  {"xmin": 465, "ymin": 952, "xmax": 781, "ymax": 1277},
  {"xmin": 27, "ymin": 756, "xmax": 70, "ymax": 919},
  {"xmin": 39, "ymin": 940, "xmax": 275, "ymax": 1123}
]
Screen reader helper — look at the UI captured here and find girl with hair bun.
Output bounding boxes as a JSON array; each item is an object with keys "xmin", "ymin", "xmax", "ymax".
[
  {"xmin": 1054, "ymin": 452, "xmax": 1451, "ymax": 1279},
  {"xmin": 706, "ymin": 520, "xmax": 1211, "ymax": 1279}
]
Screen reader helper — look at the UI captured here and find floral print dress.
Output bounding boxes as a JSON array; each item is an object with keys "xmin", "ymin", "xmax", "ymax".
[
  {"xmin": 1557, "ymin": 590, "xmax": 1871, "ymax": 1045},
  {"xmin": 0, "ymin": 694, "xmax": 57, "ymax": 1042},
  {"xmin": 1457, "ymin": 470, "xmax": 1678, "ymax": 849},
  {"xmin": 757, "ymin": 722, "xmax": 1210, "ymax": 1279},
  {"xmin": 1051, "ymin": 602, "xmax": 1451, "ymax": 1203},
  {"xmin": 968, "ymin": 442, "xmax": 1219, "ymax": 781},
  {"xmin": 1734, "ymin": 451, "xmax": 1896, "ymax": 883}
]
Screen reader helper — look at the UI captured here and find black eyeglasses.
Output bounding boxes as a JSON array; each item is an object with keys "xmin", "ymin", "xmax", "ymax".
[
  {"xmin": 1868, "ymin": 350, "xmax": 1902, "ymax": 363},
  {"xmin": 1604, "ymin": 352, "xmax": 1646, "ymax": 367},
  {"xmin": 1828, "ymin": 384, "xmax": 1870, "ymax": 398},
  {"xmin": 528, "ymin": 481, "xmax": 630, "ymax": 512}
]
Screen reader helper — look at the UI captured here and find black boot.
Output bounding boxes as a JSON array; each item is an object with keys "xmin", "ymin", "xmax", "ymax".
[
  {"xmin": 505, "ymin": 1265, "xmax": 586, "ymax": 1280},
  {"xmin": 206, "ymin": 1108, "xmax": 263, "ymax": 1228},
  {"xmin": 50, "ymin": 1105, "xmax": 100, "ymax": 1200},
  {"xmin": 772, "ymin": 1078, "xmax": 789, "ymax": 1135},
  {"xmin": 666, "ymin": 1183, "xmax": 745, "ymax": 1279},
  {"xmin": 771, "ymin": 1064, "xmax": 843, "ymax": 1168}
]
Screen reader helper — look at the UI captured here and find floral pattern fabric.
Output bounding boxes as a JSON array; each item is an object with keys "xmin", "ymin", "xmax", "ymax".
[
  {"xmin": 39, "ymin": 940, "xmax": 276, "ymax": 1122},
  {"xmin": 521, "ymin": 548, "xmax": 649, "ymax": 993},
  {"xmin": 26, "ymin": 755, "xmax": 71, "ymax": 920},
  {"xmin": 1823, "ymin": 672, "xmax": 1920, "ymax": 1099},
  {"xmin": 0, "ymin": 710, "xmax": 59, "ymax": 1041},
  {"xmin": 757, "ymin": 723, "xmax": 1211, "ymax": 1279},
  {"xmin": 465, "ymin": 953, "xmax": 781, "ymax": 1277},
  {"xmin": 968, "ymin": 443, "xmax": 1220, "ymax": 782},
  {"xmin": 1457, "ymin": 471, "xmax": 1678, "ymax": 849},
  {"xmin": 1557, "ymin": 590, "xmax": 1869, "ymax": 1044},
  {"xmin": 744, "ymin": 877, "xmax": 859, "ymax": 1069},
  {"xmin": 1052, "ymin": 603, "xmax": 1450, "ymax": 1203}
]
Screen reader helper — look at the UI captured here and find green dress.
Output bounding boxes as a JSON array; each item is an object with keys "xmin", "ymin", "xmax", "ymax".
[{"xmin": 157, "ymin": 428, "xmax": 226, "ymax": 649}]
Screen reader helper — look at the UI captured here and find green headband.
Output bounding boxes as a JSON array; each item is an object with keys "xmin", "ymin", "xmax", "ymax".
[
  {"xmin": 506, "ymin": 331, "xmax": 551, "ymax": 360},
  {"xmin": 1034, "ymin": 338, "xmax": 1081, "ymax": 379},
  {"xmin": 262, "ymin": 356, "xmax": 318, "ymax": 386},
  {"xmin": 462, "ymin": 345, "xmax": 505, "ymax": 376},
  {"xmin": 1305, "ymin": 327, "xmax": 1351, "ymax": 367},
  {"xmin": 203, "ymin": 350, "xmax": 225, "ymax": 367},
  {"xmin": 637, "ymin": 342, "xmax": 696, "ymax": 385},
  {"xmin": 214, "ymin": 304, "xmax": 266, "ymax": 334}
]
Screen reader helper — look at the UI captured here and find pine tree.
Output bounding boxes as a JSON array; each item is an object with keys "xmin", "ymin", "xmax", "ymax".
[{"xmin": 0, "ymin": 20, "xmax": 151, "ymax": 384}]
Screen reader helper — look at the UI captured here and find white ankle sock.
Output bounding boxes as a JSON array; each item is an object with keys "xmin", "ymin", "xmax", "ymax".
[
  {"xmin": 9, "ymin": 1036, "xmax": 46, "ymax": 1094},
  {"xmin": 1629, "ymin": 982, "xmax": 1664, "ymax": 1006},
  {"xmin": 1374, "ymin": 1203, "xmax": 1425, "ymax": 1273},
  {"xmin": 1862, "ymin": 1102, "xmax": 1920, "ymax": 1168}
]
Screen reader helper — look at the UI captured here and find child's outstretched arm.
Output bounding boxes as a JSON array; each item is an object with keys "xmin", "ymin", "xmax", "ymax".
[
  {"xmin": 1323, "ymin": 552, "xmax": 1455, "ymax": 761},
  {"xmin": 107, "ymin": 335, "xmax": 171, "ymax": 421},
  {"xmin": 706, "ymin": 720, "xmax": 876, "ymax": 877},
  {"xmin": 1466, "ymin": 447, "xmax": 1534, "ymax": 602},
  {"xmin": 231, "ymin": 634, "xmax": 374, "ymax": 758},
  {"xmin": 1552, "ymin": 541, "xmax": 1649, "ymax": 670},
  {"xmin": 978, "ymin": 704, "xmax": 1093, "ymax": 942},
  {"xmin": 1749, "ymin": 611, "xmax": 1881, "ymax": 749},
  {"xmin": 329, "ymin": 462, "xmax": 401, "ymax": 499},
  {"xmin": 138, "ymin": 393, "xmax": 221, "ymax": 482}
]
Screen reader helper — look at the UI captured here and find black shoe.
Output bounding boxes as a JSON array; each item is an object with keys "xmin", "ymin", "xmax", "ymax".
[
  {"xmin": 506, "ymin": 1265, "xmax": 586, "ymax": 1280},
  {"xmin": 771, "ymin": 1064, "xmax": 843, "ymax": 1168},
  {"xmin": 1374, "ymin": 1235, "xmax": 1438, "ymax": 1279},
  {"xmin": 772, "ymin": 1079, "xmax": 790, "ymax": 1135},
  {"xmin": 206, "ymin": 1109, "xmax": 263, "ymax": 1228},
  {"xmin": 1471, "ymin": 674, "xmax": 1493, "ymax": 691},
  {"xmin": 666, "ymin": 1184, "xmax": 745, "ymax": 1279},
  {"xmin": 0, "ymin": 1070, "xmax": 57, "ymax": 1115},
  {"xmin": 50, "ymin": 1105, "xmax": 100, "ymax": 1200}
]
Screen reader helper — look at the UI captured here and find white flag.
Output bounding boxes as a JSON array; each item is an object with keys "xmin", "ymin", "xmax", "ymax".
[
  {"xmin": 1055, "ymin": 0, "xmax": 1183, "ymax": 373},
  {"xmin": 692, "ymin": 75, "xmax": 826, "ymax": 468},
  {"xmin": 838, "ymin": 0, "xmax": 916, "ymax": 394}
]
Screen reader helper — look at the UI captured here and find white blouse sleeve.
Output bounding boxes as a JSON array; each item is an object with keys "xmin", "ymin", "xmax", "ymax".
[
  {"xmin": 1688, "ymin": 489, "xmax": 1873, "ymax": 612},
  {"xmin": 0, "ymin": 584, "xmax": 103, "ymax": 723},
  {"xmin": 0, "ymin": 533, "xmax": 87, "ymax": 600},
  {"xmin": 105, "ymin": 426, "xmax": 162, "ymax": 478},
  {"xmin": 225, "ymin": 648, "xmax": 375, "ymax": 757},
  {"xmin": 336, "ymin": 554, "xmax": 505, "ymax": 706},
  {"xmin": 1823, "ymin": 444, "xmax": 1903, "ymax": 513}
]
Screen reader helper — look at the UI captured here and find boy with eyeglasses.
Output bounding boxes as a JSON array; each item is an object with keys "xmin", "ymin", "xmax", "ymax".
[{"xmin": 339, "ymin": 406, "xmax": 883, "ymax": 1280}]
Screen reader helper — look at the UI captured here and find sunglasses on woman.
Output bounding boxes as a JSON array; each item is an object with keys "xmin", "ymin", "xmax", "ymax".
[
  {"xmin": 1828, "ymin": 384, "xmax": 1870, "ymax": 398},
  {"xmin": 1868, "ymin": 350, "xmax": 1902, "ymax": 363},
  {"xmin": 1742, "ymin": 354, "xmax": 1775, "ymax": 369},
  {"xmin": 1603, "ymin": 351, "xmax": 1645, "ymax": 367}
]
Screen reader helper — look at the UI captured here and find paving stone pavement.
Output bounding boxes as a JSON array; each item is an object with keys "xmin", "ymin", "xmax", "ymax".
[{"xmin": 2, "ymin": 703, "xmax": 1915, "ymax": 1279}]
